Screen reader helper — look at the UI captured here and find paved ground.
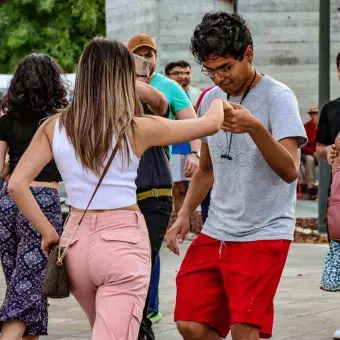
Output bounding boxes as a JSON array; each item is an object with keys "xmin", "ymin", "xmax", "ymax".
[
  {"xmin": 0, "ymin": 201, "xmax": 333, "ymax": 339},
  {"xmin": 296, "ymin": 199, "xmax": 318, "ymax": 218},
  {"xmin": 0, "ymin": 241, "xmax": 338, "ymax": 340}
]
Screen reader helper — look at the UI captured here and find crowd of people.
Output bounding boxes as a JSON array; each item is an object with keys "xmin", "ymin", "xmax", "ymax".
[{"xmin": 0, "ymin": 9, "xmax": 339, "ymax": 340}]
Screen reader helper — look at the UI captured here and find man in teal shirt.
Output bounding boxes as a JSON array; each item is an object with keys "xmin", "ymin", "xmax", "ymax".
[
  {"xmin": 128, "ymin": 34, "xmax": 201, "ymax": 161},
  {"xmin": 127, "ymin": 34, "xmax": 200, "ymax": 340}
]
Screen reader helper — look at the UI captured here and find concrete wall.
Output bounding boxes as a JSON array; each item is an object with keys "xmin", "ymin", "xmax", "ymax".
[
  {"xmin": 238, "ymin": 0, "xmax": 340, "ymax": 121},
  {"xmin": 106, "ymin": 0, "xmax": 234, "ymax": 88},
  {"xmin": 106, "ymin": 0, "xmax": 340, "ymax": 121}
]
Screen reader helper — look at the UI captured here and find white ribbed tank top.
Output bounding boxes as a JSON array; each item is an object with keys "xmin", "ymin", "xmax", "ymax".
[{"xmin": 52, "ymin": 119, "xmax": 140, "ymax": 209}]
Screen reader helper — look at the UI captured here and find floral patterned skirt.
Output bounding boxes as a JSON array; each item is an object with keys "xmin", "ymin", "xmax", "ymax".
[
  {"xmin": 0, "ymin": 186, "xmax": 62, "ymax": 336},
  {"xmin": 320, "ymin": 240, "xmax": 340, "ymax": 292}
]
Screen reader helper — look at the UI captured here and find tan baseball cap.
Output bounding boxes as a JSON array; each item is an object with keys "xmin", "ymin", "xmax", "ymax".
[{"xmin": 127, "ymin": 34, "xmax": 157, "ymax": 53}]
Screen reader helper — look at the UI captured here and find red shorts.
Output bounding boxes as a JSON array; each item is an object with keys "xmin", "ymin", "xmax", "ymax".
[{"xmin": 175, "ymin": 234, "xmax": 290, "ymax": 339}]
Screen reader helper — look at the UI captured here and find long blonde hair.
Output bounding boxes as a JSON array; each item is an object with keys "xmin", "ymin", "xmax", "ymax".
[{"xmin": 60, "ymin": 37, "xmax": 141, "ymax": 175}]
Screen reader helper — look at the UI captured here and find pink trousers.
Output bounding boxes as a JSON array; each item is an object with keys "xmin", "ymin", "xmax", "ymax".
[{"xmin": 60, "ymin": 210, "xmax": 151, "ymax": 340}]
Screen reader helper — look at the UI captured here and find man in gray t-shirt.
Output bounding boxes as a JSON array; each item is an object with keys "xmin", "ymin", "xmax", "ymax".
[
  {"xmin": 166, "ymin": 12, "xmax": 307, "ymax": 340},
  {"xmin": 197, "ymin": 75, "xmax": 306, "ymax": 242}
]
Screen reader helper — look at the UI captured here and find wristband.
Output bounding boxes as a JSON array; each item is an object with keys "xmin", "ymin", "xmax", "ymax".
[{"xmin": 190, "ymin": 151, "xmax": 200, "ymax": 159}]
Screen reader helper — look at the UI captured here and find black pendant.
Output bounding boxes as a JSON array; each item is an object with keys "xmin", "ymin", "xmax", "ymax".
[{"xmin": 220, "ymin": 154, "xmax": 233, "ymax": 160}]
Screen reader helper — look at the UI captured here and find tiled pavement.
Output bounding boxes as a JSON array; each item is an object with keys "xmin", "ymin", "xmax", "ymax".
[
  {"xmin": 296, "ymin": 199, "xmax": 318, "ymax": 218},
  {"xmin": 0, "ymin": 241, "xmax": 338, "ymax": 340},
  {"xmin": 0, "ymin": 199, "xmax": 334, "ymax": 339}
]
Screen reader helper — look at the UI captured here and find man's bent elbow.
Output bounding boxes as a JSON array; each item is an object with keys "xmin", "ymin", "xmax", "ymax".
[{"xmin": 282, "ymin": 168, "xmax": 299, "ymax": 184}]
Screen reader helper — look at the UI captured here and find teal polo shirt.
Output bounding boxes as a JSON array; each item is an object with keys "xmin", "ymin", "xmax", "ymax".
[{"xmin": 150, "ymin": 73, "xmax": 192, "ymax": 155}]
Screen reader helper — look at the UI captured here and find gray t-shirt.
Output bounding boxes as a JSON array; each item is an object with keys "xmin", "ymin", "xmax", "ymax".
[{"xmin": 198, "ymin": 75, "xmax": 307, "ymax": 241}]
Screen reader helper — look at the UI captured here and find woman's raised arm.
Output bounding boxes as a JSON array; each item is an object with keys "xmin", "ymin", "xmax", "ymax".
[{"xmin": 133, "ymin": 98, "xmax": 225, "ymax": 156}]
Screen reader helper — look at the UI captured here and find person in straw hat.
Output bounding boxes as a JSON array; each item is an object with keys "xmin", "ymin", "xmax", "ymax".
[{"xmin": 301, "ymin": 103, "xmax": 319, "ymax": 200}]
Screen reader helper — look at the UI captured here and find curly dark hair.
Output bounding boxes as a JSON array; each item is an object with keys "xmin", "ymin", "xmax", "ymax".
[
  {"xmin": 1, "ymin": 53, "xmax": 68, "ymax": 119},
  {"xmin": 191, "ymin": 12, "xmax": 253, "ymax": 64}
]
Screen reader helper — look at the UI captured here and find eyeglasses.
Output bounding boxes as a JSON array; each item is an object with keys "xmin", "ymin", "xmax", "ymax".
[
  {"xmin": 168, "ymin": 71, "xmax": 190, "ymax": 76},
  {"xmin": 136, "ymin": 74, "xmax": 149, "ymax": 78},
  {"xmin": 201, "ymin": 57, "xmax": 242, "ymax": 79}
]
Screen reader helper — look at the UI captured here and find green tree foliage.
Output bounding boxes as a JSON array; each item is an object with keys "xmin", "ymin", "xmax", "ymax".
[{"xmin": 0, "ymin": 0, "xmax": 105, "ymax": 73}]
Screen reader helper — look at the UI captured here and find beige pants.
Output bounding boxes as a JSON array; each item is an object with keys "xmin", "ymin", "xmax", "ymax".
[{"xmin": 302, "ymin": 154, "xmax": 317, "ymax": 189}]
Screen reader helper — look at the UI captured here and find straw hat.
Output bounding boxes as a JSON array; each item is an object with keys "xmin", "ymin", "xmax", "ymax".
[{"xmin": 308, "ymin": 104, "xmax": 318, "ymax": 114}]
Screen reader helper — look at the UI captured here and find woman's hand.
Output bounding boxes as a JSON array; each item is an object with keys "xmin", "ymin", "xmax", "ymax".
[
  {"xmin": 222, "ymin": 102, "xmax": 260, "ymax": 134},
  {"xmin": 2, "ymin": 162, "xmax": 10, "ymax": 180},
  {"xmin": 42, "ymin": 228, "xmax": 60, "ymax": 257},
  {"xmin": 204, "ymin": 98, "xmax": 226, "ymax": 129}
]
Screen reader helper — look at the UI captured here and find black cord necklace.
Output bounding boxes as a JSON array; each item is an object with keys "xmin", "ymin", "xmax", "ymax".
[{"xmin": 220, "ymin": 69, "xmax": 257, "ymax": 160}]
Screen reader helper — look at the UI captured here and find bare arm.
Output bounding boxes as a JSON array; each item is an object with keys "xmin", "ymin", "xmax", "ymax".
[
  {"xmin": 0, "ymin": 141, "xmax": 8, "ymax": 177},
  {"xmin": 8, "ymin": 119, "xmax": 58, "ymax": 243},
  {"xmin": 166, "ymin": 142, "xmax": 213, "ymax": 254},
  {"xmin": 315, "ymin": 144, "xmax": 328, "ymax": 160},
  {"xmin": 135, "ymin": 81, "xmax": 168, "ymax": 116},
  {"xmin": 249, "ymin": 123, "xmax": 299, "ymax": 183},
  {"xmin": 315, "ymin": 143, "xmax": 338, "ymax": 166},
  {"xmin": 175, "ymin": 105, "xmax": 202, "ymax": 175},
  {"xmin": 1, "ymin": 162, "xmax": 10, "ymax": 179},
  {"xmin": 178, "ymin": 142, "xmax": 213, "ymax": 217},
  {"xmin": 223, "ymin": 102, "xmax": 299, "ymax": 183},
  {"xmin": 133, "ymin": 99, "xmax": 223, "ymax": 157},
  {"xmin": 332, "ymin": 138, "xmax": 340, "ymax": 175},
  {"xmin": 315, "ymin": 104, "xmax": 336, "ymax": 163},
  {"xmin": 175, "ymin": 105, "xmax": 201, "ymax": 152}
]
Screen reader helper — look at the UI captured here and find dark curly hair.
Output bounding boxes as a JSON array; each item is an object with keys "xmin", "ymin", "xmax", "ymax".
[
  {"xmin": 191, "ymin": 12, "xmax": 253, "ymax": 64},
  {"xmin": 1, "ymin": 53, "xmax": 68, "ymax": 119}
]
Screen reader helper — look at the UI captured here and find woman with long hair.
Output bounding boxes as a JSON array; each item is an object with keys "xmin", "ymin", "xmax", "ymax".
[
  {"xmin": 0, "ymin": 54, "xmax": 67, "ymax": 339},
  {"xmin": 8, "ymin": 37, "xmax": 226, "ymax": 340}
]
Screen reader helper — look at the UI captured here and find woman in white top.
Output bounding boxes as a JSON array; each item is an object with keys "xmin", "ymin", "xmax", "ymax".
[{"xmin": 8, "ymin": 37, "xmax": 226, "ymax": 340}]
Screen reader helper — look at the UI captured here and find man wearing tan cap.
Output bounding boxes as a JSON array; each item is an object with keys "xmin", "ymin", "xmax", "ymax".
[
  {"xmin": 127, "ymin": 34, "xmax": 200, "ymax": 153},
  {"xmin": 302, "ymin": 104, "xmax": 319, "ymax": 200},
  {"xmin": 127, "ymin": 34, "xmax": 201, "ymax": 340}
]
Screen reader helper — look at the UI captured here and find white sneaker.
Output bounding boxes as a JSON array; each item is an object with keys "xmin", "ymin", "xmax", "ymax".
[{"xmin": 333, "ymin": 328, "xmax": 340, "ymax": 339}]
